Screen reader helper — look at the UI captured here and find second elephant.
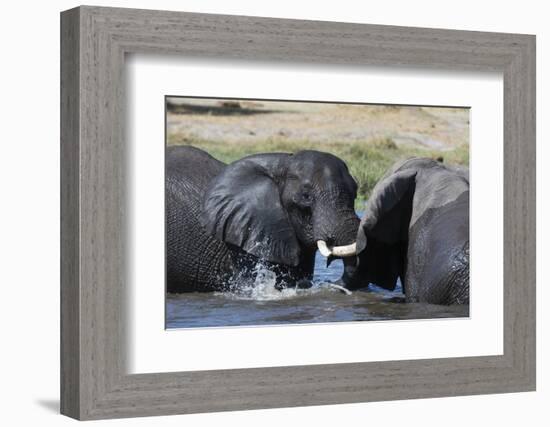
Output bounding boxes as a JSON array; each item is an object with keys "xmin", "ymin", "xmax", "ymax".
[{"xmin": 341, "ymin": 158, "xmax": 469, "ymax": 305}]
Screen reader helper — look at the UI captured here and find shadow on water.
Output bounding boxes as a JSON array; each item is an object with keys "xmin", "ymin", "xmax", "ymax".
[{"xmin": 166, "ymin": 251, "xmax": 469, "ymax": 329}]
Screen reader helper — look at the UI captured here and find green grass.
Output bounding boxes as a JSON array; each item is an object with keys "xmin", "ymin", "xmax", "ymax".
[{"xmin": 167, "ymin": 134, "xmax": 469, "ymax": 210}]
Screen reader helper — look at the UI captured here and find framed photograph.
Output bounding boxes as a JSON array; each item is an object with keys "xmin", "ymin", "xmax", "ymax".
[
  {"xmin": 61, "ymin": 6, "xmax": 535, "ymax": 420},
  {"xmin": 164, "ymin": 97, "xmax": 470, "ymax": 330}
]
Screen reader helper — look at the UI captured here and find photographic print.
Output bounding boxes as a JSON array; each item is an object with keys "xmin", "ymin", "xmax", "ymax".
[{"xmin": 165, "ymin": 97, "xmax": 470, "ymax": 329}]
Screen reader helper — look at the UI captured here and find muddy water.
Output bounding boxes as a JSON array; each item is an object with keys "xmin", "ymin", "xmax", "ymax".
[{"xmin": 166, "ymin": 252, "xmax": 469, "ymax": 329}]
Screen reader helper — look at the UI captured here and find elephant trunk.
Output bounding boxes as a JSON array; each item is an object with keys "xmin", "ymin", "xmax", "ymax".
[{"xmin": 313, "ymin": 206, "xmax": 360, "ymax": 258}]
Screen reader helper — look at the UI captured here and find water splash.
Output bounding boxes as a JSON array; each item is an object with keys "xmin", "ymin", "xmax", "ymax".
[{"xmin": 214, "ymin": 258, "xmax": 345, "ymax": 301}]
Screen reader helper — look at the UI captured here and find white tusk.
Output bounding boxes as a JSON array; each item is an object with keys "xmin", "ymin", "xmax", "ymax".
[
  {"xmin": 317, "ymin": 240, "xmax": 332, "ymax": 257},
  {"xmin": 330, "ymin": 242, "xmax": 357, "ymax": 257},
  {"xmin": 316, "ymin": 240, "xmax": 357, "ymax": 257}
]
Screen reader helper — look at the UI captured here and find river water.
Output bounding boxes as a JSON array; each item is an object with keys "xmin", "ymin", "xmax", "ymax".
[{"xmin": 166, "ymin": 252, "xmax": 469, "ymax": 329}]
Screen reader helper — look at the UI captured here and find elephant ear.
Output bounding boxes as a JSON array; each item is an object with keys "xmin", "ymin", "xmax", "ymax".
[
  {"xmin": 201, "ymin": 156, "xmax": 300, "ymax": 266},
  {"xmin": 354, "ymin": 169, "xmax": 416, "ymax": 291},
  {"xmin": 359, "ymin": 169, "xmax": 417, "ymax": 247}
]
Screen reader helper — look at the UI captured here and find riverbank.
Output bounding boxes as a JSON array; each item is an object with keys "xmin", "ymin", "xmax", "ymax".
[{"xmin": 166, "ymin": 98, "xmax": 469, "ymax": 207}]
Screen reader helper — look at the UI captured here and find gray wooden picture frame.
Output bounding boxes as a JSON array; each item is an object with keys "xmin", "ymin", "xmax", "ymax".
[{"xmin": 60, "ymin": 5, "xmax": 536, "ymax": 420}]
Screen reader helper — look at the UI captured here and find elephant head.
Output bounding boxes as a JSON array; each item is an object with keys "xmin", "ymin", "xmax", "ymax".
[{"xmin": 201, "ymin": 150, "xmax": 360, "ymax": 267}]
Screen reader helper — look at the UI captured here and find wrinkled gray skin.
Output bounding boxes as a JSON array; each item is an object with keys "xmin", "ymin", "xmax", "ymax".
[
  {"xmin": 167, "ymin": 146, "xmax": 360, "ymax": 293},
  {"xmin": 342, "ymin": 158, "xmax": 469, "ymax": 305}
]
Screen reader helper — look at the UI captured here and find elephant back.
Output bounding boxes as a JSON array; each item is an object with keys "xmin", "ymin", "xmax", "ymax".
[{"xmin": 166, "ymin": 146, "xmax": 232, "ymax": 292}]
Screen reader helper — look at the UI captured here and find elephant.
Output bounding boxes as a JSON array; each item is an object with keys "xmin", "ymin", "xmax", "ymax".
[
  {"xmin": 166, "ymin": 145, "xmax": 360, "ymax": 293},
  {"xmin": 339, "ymin": 157, "xmax": 469, "ymax": 305}
]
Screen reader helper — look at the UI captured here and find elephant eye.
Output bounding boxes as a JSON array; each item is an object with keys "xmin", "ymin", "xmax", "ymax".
[{"xmin": 300, "ymin": 191, "xmax": 313, "ymax": 204}]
